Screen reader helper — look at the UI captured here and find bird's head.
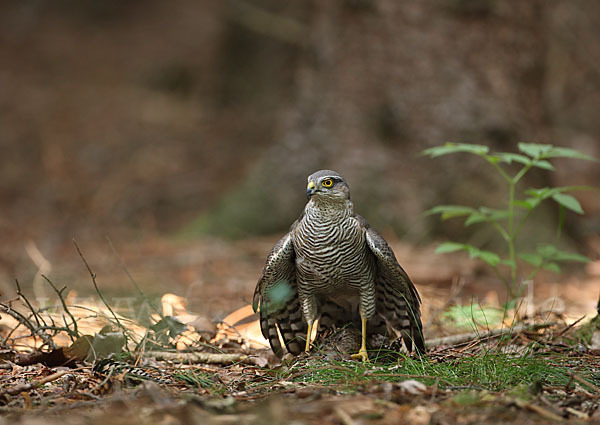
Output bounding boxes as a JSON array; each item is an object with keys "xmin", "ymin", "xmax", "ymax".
[{"xmin": 306, "ymin": 170, "xmax": 350, "ymax": 202}]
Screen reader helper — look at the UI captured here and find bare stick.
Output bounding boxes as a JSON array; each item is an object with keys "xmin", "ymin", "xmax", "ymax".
[
  {"xmin": 73, "ymin": 239, "xmax": 130, "ymax": 348},
  {"xmin": 14, "ymin": 279, "xmax": 46, "ymax": 328},
  {"xmin": 41, "ymin": 274, "xmax": 79, "ymax": 341},
  {"xmin": 425, "ymin": 322, "xmax": 556, "ymax": 348},
  {"xmin": 0, "ymin": 303, "xmax": 55, "ymax": 348},
  {"xmin": 555, "ymin": 315, "xmax": 586, "ymax": 338},
  {"xmin": 1, "ymin": 369, "xmax": 72, "ymax": 396}
]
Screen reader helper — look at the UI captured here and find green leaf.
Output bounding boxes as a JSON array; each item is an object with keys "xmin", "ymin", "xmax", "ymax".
[
  {"xmin": 463, "ymin": 207, "xmax": 509, "ymax": 226},
  {"xmin": 495, "ymin": 151, "xmax": 555, "ymax": 170},
  {"xmin": 435, "ymin": 242, "xmax": 466, "ymax": 254},
  {"xmin": 536, "ymin": 244, "xmax": 590, "ymax": 263},
  {"xmin": 553, "ymin": 251, "xmax": 590, "ymax": 262},
  {"xmin": 501, "ymin": 259, "xmax": 516, "ymax": 269},
  {"xmin": 525, "ymin": 187, "xmax": 553, "ymax": 199},
  {"xmin": 551, "ymin": 193, "xmax": 584, "ymax": 214},
  {"xmin": 530, "ymin": 159, "xmax": 555, "ymax": 170},
  {"xmin": 514, "ymin": 185, "xmax": 591, "ymax": 215},
  {"xmin": 514, "ymin": 199, "xmax": 539, "ymax": 210},
  {"xmin": 495, "ymin": 153, "xmax": 532, "ymax": 166},
  {"xmin": 518, "ymin": 143, "xmax": 553, "ymax": 158},
  {"xmin": 474, "ymin": 250, "xmax": 501, "ymax": 267},
  {"xmin": 422, "ymin": 143, "xmax": 489, "ymax": 158},
  {"xmin": 525, "ymin": 187, "xmax": 561, "ymax": 203},
  {"xmin": 543, "ymin": 262, "xmax": 561, "ymax": 273},
  {"xmin": 464, "ymin": 212, "xmax": 487, "ymax": 226},
  {"xmin": 479, "ymin": 207, "xmax": 510, "ymax": 220},
  {"xmin": 545, "ymin": 147, "xmax": 598, "ymax": 162},
  {"xmin": 519, "ymin": 252, "xmax": 563, "ymax": 274},
  {"xmin": 536, "ymin": 244, "xmax": 558, "ymax": 258},
  {"xmin": 518, "ymin": 253, "xmax": 543, "ymax": 267},
  {"xmin": 425, "ymin": 205, "xmax": 476, "ymax": 220},
  {"xmin": 435, "ymin": 243, "xmax": 500, "ymax": 266},
  {"xmin": 519, "ymin": 143, "xmax": 597, "ymax": 161}
]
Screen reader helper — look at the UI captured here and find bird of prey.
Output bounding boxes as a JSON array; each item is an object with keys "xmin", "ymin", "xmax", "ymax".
[{"xmin": 252, "ymin": 170, "xmax": 424, "ymax": 361}]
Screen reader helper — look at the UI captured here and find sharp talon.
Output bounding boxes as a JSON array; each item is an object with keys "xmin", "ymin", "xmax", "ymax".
[
  {"xmin": 351, "ymin": 349, "xmax": 369, "ymax": 362},
  {"xmin": 305, "ymin": 322, "xmax": 314, "ymax": 353}
]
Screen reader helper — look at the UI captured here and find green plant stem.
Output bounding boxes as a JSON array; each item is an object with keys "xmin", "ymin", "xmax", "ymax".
[
  {"xmin": 485, "ymin": 156, "xmax": 512, "ymax": 184},
  {"xmin": 506, "ymin": 162, "xmax": 533, "ymax": 297},
  {"xmin": 514, "ymin": 208, "xmax": 534, "ymax": 242},
  {"xmin": 490, "ymin": 221, "xmax": 510, "ymax": 242},
  {"xmin": 507, "ymin": 181, "xmax": 517, "ymax": 297},
  {"xmin": 486, "ymin": 156, "xmax": 524, "ymax": 298}
]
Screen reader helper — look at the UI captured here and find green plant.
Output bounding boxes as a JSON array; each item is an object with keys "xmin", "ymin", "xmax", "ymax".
[
  {"xmin": 442, "ymin": 303, "xmax": 504, "ymax": 331},
  {"xmin": 423, "ymin": 142, "xmax": 596, "ymax": 300}
]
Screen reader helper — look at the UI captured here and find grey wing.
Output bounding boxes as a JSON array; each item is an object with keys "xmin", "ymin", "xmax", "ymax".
[
  {"xmin": 253, "ymin": 231, "xmax": 306, "ymax": 358},
  {"xmin": 359, "ymin": 217, "xmax": 425, "ymax": 353}
]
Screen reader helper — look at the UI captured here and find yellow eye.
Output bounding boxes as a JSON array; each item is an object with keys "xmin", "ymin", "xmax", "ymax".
[{"xmin": 322, "ymin": 179, "xmax": 334, "ymax": 188}]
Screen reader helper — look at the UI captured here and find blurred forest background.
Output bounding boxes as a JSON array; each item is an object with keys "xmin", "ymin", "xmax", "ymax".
[{"xmin": 0, "ymin": 0, "xmax": 599, "ymax": 317}]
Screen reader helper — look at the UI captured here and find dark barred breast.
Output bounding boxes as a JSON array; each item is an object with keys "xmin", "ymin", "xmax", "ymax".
[{"xmin": 293, "ymin": 204, "xmax": 374, "ymax": 296}]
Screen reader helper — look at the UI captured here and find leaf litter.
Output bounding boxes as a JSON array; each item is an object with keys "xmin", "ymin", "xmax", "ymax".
[{"xmin": 0, "ymin": 241, "xmax": 598, "ymax": 424}]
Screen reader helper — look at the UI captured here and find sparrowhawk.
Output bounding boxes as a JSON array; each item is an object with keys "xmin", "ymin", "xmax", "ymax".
[{"xmin": 252, "ymin": 170, "xmax": 424, "ymax": 361}]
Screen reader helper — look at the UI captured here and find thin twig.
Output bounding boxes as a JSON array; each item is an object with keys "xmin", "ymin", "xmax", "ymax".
[
  {"xmin": 73, "ymin": 239, "xmax": 130, "ymax": 348},
  {"xmin": 425, "ymin": 322, "xmax": 556, "ymax": 348},
  {"xmin": 41, "ymin": 274, "xmax": 79, "ymax": 341},
  {"xmin": 14, "ymin": 279, "xmax": 45, "ymax": 328},
  {"xmin": 555, "ymin": 315, "xmax": 586, "ymax": 338},
  {"xmin": 0, "ymin": 303, "xmax": 55, "ymax": 348},
  {"xmin": 106, "ymin": 236, "xmax": 162, "ymax": 318}
]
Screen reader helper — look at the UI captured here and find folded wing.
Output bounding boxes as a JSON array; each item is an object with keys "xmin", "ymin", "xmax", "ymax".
[
  {"xmin": 362, "ymin": 221, "xmax": 425, "ymax": 353},
  {"xmin": 253, "ymin": 231, "xmax": 306, "ymax": 357}
]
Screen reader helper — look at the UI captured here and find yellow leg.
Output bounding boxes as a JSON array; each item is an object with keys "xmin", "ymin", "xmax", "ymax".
[
  {"xmin": 351, "ymin": 317, "xmax": 369, "ymax": 362},
  {"xmin": 305, "ymin": 321, "xmax": 314, "ymax": 352}
]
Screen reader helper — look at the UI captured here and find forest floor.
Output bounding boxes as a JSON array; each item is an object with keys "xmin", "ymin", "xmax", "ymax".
[{"xmin": 0, "ymin": 235, "xmax": 599, "ymax": 424}]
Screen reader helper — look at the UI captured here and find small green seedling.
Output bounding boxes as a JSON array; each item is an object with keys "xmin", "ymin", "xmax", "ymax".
[{"xmin": 423, "ymin": 142, "xmax": 596, "ymax": 301}]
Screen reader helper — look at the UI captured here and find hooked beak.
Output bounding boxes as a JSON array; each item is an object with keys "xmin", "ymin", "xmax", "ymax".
[{"xmin": 306, "ymin": 181, "xmax": 316, "ymax": 199}]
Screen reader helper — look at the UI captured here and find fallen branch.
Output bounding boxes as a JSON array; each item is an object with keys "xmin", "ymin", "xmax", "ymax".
[
  {"xmin": 425, "ymin": 322, "xmax": 556, "ymax": 348},
  {"xmin": 1, "ymin": 369, "xmax": 71, "ymax": 397},
  {"xmin": 145, "ymin": 351, "xmax": 264, "ymax": 366}
]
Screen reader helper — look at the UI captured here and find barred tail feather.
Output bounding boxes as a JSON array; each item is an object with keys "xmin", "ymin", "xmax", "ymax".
[
  {"xmin": 257, "ymin": 281, "xmax": 307, "ymax": 358},
  {"xmin": 259, "ymin": 307, "xmax": 284, "ymax": 358}
]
